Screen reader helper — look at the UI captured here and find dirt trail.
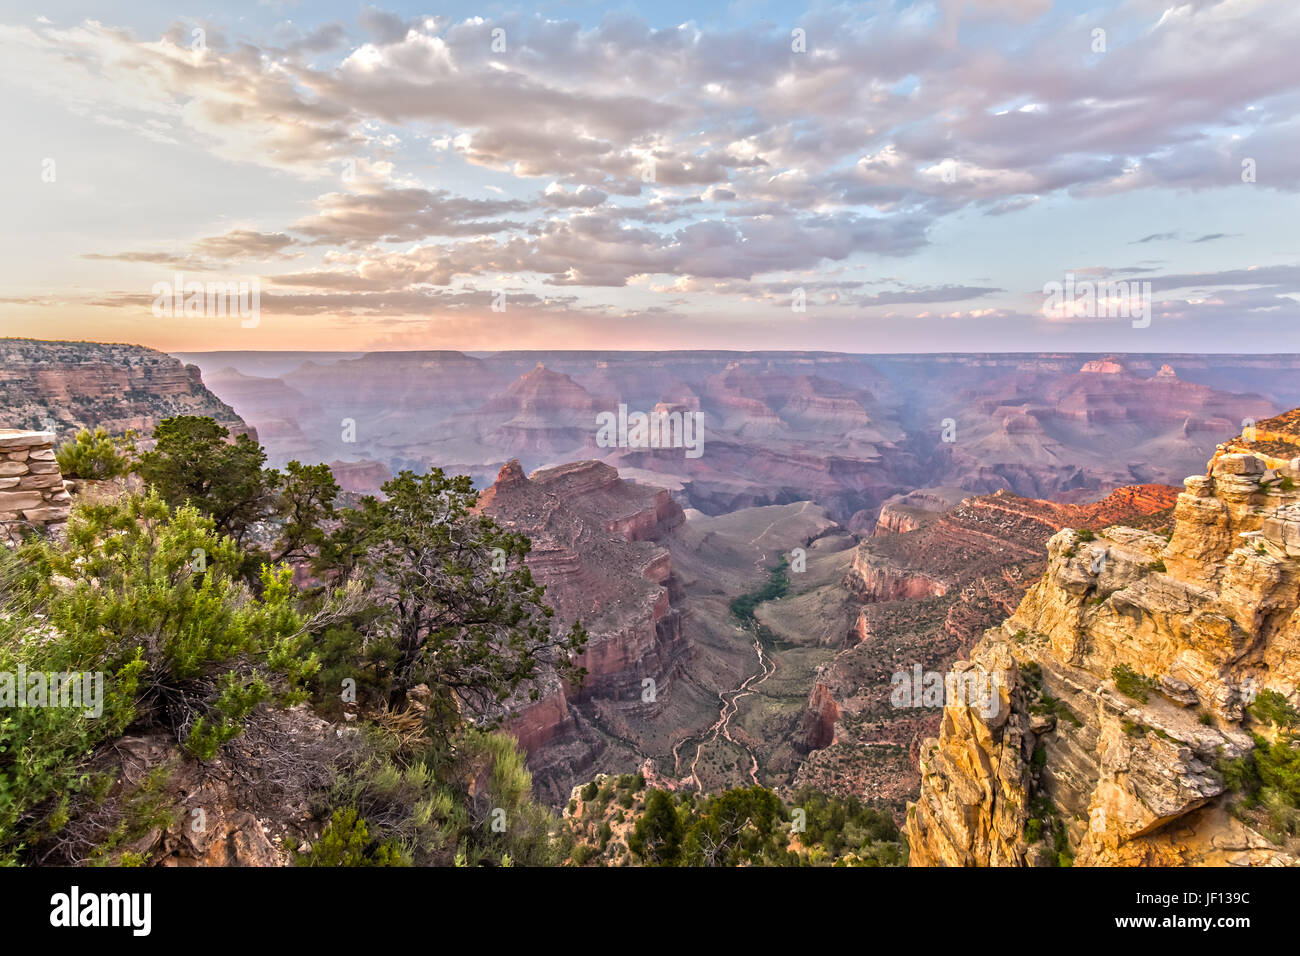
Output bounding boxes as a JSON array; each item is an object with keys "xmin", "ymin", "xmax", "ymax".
[
  {"xmin": 673, "ymin": 631, "xmax": 775, "ymax": 789},
  {"xmin": 746, "ymin": 501, "xmax": 810, "ymax": 546},
  {"xmin": 671, "ymin": 543, "xmax": 787, "ymax": 790}
]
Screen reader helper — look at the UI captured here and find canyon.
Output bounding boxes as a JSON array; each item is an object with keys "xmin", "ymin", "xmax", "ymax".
[
  {"xmin": 740, "ymin": 481, "xmax": 1181, "ymax": 811},
  {"xmin": 6, "ymin": 338, "xmax": 1298, "ymax": 862},
  {"xmin": 179, "ymin": 350, "xmax": 1294, "ymax": 527}
]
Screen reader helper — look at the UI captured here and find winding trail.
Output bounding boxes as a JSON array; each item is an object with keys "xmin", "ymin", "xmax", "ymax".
[
  {"xmin": 672, "ymin": 535, "xmax": 794, "ymax": 791},
  {"xmin": 673, "ymin": 630, "xmax": 776, "ymax": 790}
]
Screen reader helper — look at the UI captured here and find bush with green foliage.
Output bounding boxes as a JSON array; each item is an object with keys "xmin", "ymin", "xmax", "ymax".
[
  {"xmin": 0, "ymin": 491, "xmax": 324, "ymax": 862},
  {"xmin": 1218, "ymin": 692, "xmax": 1300, "ymax": 847},
  {"xmin": 314, "ymin": 725, "xmax": 561, "ymax": 867},
  {"xmin": 628, "ymin": 789, "xmax": 684, "ymax": 864},
  {"xmin": 15, "ymin": 491, "xmax": 319, "ymax": 758},
  {"xmin": 316, "ymin": 468, "xmax": 588, "ymax": 720},
  {"xmin": 55, "ymin": 427, "xmax": 134, "ymax": 480},
  {"xmin": 298, "ymin": 807, "xmax": 406, "ymax": 866},
  {"xmin": 1111, "ymin": 663, "xmax": 1158, "ymax": 703},
  {"xmin": 620, "ymin": 784, "xmax": 904, "ymax": 867},
  {"xmin": 135, "ymin": 417, "xmax": 275, "ymax": 547}
]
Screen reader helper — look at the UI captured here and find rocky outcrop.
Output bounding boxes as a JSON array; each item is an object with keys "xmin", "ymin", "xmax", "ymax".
[
  {"xmin": 477, "ymin": 459, "xmax": 689, "ymax": 803},
  {"xmin": 905, "ymin": 429, "xmax": 1300, "ymax": 867},
  {"xmin": 0, "ymin": 339, "xmax": 250, "ymax": 442},
  {"xmin": 37, "ymin": 705, "xmax": 344, "ymax": 867},
  {"xmin": 798, "ymin": 681, "xmax": 841, "ymax": 751},
  {"xmin": 0, "ymin": 430, "xmax": 71, "ymax": 541},
  {"xmin": 873, "ymin": 488, "xmax": 970, "ymax": 536},
  {"xmin": 846, "ymin": 549, "xmax": 949, "ymax": 602}
]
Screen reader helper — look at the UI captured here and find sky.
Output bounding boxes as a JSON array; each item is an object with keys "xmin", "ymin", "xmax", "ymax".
[{"xmin": 0, "ymin": 0, "xmax": 1297, "ymax": 353}]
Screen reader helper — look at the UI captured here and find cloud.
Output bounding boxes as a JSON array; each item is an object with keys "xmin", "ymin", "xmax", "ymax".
[
  {"xmin": 292, "ymin": 186, "xmax": 531, "ymax": 244},
  {"xmin": 6, "ymin": 2, "xmax": 1300, "ymax": 353},
  {"xmin": 191, "ymin": 231, "xmax": 299, "ymax": 260}
]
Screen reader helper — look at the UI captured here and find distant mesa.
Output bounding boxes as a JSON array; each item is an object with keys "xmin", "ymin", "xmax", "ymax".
[
  {"xmin": 166, "ymin": 348, "xmax": 1299, "ymax": 522},
  {"xmin": 328, "ymin": 459, "xmax": 392, "ymax": 494},
  {"xmin": 1078, "ymin": 357, "xmax": 1126, "ymax": 374}
]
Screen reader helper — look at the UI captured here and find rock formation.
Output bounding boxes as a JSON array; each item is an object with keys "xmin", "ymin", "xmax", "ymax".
[
  {"xmin": 0, "ymin": 339, "xmax": 250, "ymax": 442},
  {"xmin": 328, "ymin": 458, "xmax": 393, "ymax": 494},
  {"xmin": 476, "ymin": 458, "xmax": 689, "ymax": 803},
  {"xmin": 793, "ymin": 483, "xmax": 1180, "ymax": 808},
  {"xmin": 183, "ymin": 349, "xmax": 1293, "ymax": 526},
  {"xmin": 904, "ymin": 422, "xmax": 1300, "ymax": 866}
]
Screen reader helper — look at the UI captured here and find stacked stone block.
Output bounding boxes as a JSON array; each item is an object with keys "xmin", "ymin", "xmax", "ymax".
[{"xmin": 0, "ymin": 429, "xmax": 71, "ymax": 540}]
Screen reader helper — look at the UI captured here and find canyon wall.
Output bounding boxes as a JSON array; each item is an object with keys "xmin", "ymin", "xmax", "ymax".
[
  {"xmin": 477, "ymin": 459, "xmax": 690, "ymax": 803},
  {"xmin": 1, "ymin": 339, "xmax": 250, "ymax": 442},
  {"xmin": 182, "ymin": 349, "xmax": 1293, "ymax": 525},
  {"xmin": 793, "ymin": 483, "xmax": 1180, "ymax": 808},
  {"xmin": 905, "ymin": 419, "xmax": 1300, "ymax": 866}
]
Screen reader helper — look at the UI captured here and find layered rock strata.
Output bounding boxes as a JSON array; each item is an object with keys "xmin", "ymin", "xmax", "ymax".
[
  {"xmin": 477, "ymin": 459, "xmax": 689, "ymax": 803},
  {"xmin": 1, "ymin": 339, "xmax": 250, "ymax": 442},
  {"xmin": 793, "ymin": 484, "xmax": 1180, "ymax": 808},
  {"xmin": 905, "ymin": 438, "xmax": 1300, "ymax": 866}
]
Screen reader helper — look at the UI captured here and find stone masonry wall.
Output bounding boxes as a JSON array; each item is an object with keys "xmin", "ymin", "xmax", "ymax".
[{"xmin": 0, "ymin": 429, "xmax": 71, "ymax": 542}]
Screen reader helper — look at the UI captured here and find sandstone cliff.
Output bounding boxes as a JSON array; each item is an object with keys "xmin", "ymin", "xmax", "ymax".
[
  {"xmin": 0, "ymin": 339, "xmax": 250, "ymax": 442},
  {"xmin": 476, "ymin": 459, "xmax": 689, "ymax": 803},
  {"xmin": 905, "ymin": 429, "xmax": 1300, "ymax": 866}
]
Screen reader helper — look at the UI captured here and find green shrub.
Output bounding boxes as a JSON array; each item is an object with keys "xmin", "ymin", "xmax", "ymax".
[
  {"xmin": 0, "ymin": 492, "xmax": 316, "ymax": 861},
  {"xmin": 55, "ymin": 428, "xmax": 133, "ymax": 480},
  {"xmin": 1249, "ymin": 689, "xmax": 1299, "ymax": 729},
  {"xmin": 298, "ymin": 807, "xmax": 407, "ymax": 867},
  {"xmin": 318, "ymin": 726, "xmax": 560, "ymax": 867},
  {"xmin": 1112, "ymin": 664, "xmax": 1157, "ymax": 703}
]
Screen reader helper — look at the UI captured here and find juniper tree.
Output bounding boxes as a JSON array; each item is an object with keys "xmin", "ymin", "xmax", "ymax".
[
  {"xmin": 629, "ymin": 789, "xmax": 684, "ymax": 865},
  {"xmin": 135, "ymin": 416, "xmax": 274, "ymax": 546},
  {"xmin": 270, "ymin": 460, "xmax": 339, "ymax": 566},
  {"xmin": 318, "ymin": 469, "xmax": 587, "ymax": 723}
]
